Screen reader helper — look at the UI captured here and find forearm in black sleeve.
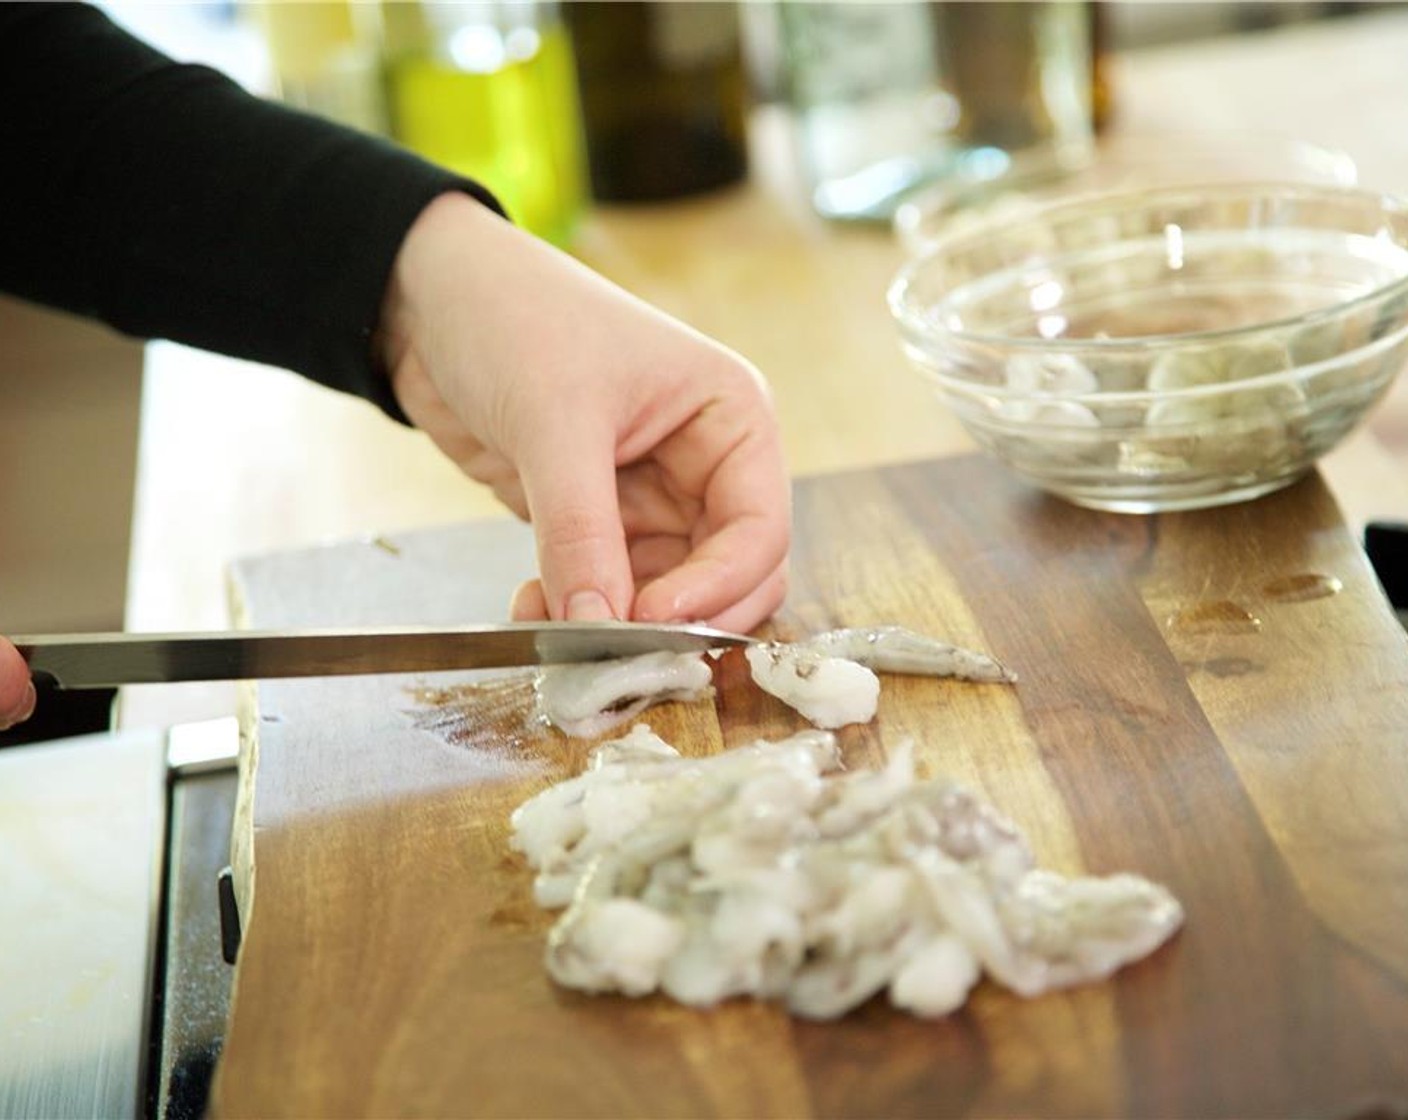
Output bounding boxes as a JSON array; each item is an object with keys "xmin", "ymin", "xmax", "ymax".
[{"xmin": 0, "ymin": 2, "xmax": 504, "ymax": 420}]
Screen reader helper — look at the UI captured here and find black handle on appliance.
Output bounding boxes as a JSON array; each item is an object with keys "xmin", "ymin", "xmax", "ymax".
[{"xmin": 1364, "ymin": 521, "xmax": 1408, "ymax": 611}]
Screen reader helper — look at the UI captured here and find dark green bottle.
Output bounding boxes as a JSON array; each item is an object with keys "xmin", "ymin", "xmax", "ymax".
[{"xmin": 563, "ymin": 2, "xmax": 749, "ymax": 202}]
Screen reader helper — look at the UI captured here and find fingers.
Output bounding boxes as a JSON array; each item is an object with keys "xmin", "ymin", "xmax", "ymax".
[
  {"xmin": 631, "ymin": 507, "xmax": 790, "ymax": 628},
  {"xmin": 699, "ymin": 559, "xmax": 789, "ymax": 634},
  {"xmin": 519, "ymin": 421, "xmax": 635, "ymax": 622},
  {"xmin": 509, "ymin": 578, "xmax": 548, "ymax": 621},
  {"xmin": 626, "ymin": 533, "xmax": 691, "ymax": 586},
  {"xmin": 632, "ymin": 409, "xmax": 792, "ymax": 625},
  {"xmin": 616, "ymin": 460, "xmax": 698, "ymax": 539},
  {"xmin": 534, "ymin": 373, "xmax": 789, "ymax": 629},
  {"xmin": 506, "ymin": 389, "xmax": 790, "ymax": 629},
  {"xmin": 0, "ymin": 638, "xmax": 36, "ymax": 731},
  {"xmin": 511, "ymin": 557, "xmax": 787, "ymax": 636}
]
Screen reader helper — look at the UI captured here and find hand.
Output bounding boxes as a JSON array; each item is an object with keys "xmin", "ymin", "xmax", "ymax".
[
  {"xmin": 0, "ymin": 637, "xmax": 36, "ymax": 731},
  {"xmin": 379, "ymin": 193, "xmax": 791, "ymax": 633}
]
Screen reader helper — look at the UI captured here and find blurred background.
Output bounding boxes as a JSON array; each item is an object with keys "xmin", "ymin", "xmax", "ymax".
[
  {"xmin": 75, "ymin": 1, "xmax": 1401, "ymax": 241},
  {"xmin": 3, "ymin": 0, "xmax": 1406, "ymax": 717}
]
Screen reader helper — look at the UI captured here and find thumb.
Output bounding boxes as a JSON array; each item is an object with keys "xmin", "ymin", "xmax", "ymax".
[
  {"xmin": 0, "ymin": 638, "xmax": 37, "ymax": 731},
  {"xmin": 518, "ymin": 425, "xmax": 634, "ymax": 622}
]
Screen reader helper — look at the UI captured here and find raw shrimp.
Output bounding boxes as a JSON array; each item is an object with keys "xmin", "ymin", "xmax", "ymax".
[
  {"xmin": 510, "ymin": 727, "xmax": 1184, "ymax": 1020},
  {"xmin": 799, "ymin": 626, "xmax": 1016, "ymax": 683},
  {"xmin": 744, "ymin": 643, "xmax": 881, "ymax": 729},
  {"xmin": 744, "ymin": 626, "xmax": 1015, "ymax": 729},
  {"xmin": 536, "ymin": 650, "xmax": 713, "ymax": 738}
]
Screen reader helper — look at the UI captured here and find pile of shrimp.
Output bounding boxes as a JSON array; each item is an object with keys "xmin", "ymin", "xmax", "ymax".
[{"xmin": 510, "ymin": 723, "xmax": 1183, "ymax": 1019}]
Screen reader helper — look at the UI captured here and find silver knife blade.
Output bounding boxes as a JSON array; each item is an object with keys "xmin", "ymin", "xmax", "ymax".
[{"xmin": 14, "ymin": 622, "xmax": 752, "ymax": 689}]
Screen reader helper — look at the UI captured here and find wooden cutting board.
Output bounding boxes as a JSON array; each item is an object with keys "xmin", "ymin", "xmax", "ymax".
[{"xmin": 211, "ymin": 455, "xmax": 1408, "ymax": 1119}]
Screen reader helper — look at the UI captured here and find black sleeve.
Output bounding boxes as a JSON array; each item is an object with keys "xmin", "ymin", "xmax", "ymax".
[{"xmin": 0, "ymin": 2, "xmax": 505, "ymax": 421}]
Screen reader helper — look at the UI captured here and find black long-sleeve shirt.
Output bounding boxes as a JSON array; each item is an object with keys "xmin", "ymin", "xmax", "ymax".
[{"xmin": 0, "ymin": 2, "xmax": 501, "ymax": 420}]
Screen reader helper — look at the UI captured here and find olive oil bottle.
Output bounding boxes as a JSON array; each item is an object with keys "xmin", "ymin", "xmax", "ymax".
[
  {"xmin": 381, "ymin": 2, "xmax": 588, "ymax": 248},
  {"xmin": 564, "ymin": 2, "xmax": 749, "ymax": 202}
]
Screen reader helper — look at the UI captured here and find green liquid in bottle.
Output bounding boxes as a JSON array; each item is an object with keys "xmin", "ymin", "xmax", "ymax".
[{"xmin": 385, "ymin": 22, "xmax": 587, "ymax": 248}]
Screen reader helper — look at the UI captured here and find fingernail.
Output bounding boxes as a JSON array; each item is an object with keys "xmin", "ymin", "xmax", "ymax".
[
  {"xmin": 1, "ymin": 681, "xmax": 36, "ymax": 731},
  {"xmin": 565, "ymin": 590, "xmax": 615, "ymax": 621}
]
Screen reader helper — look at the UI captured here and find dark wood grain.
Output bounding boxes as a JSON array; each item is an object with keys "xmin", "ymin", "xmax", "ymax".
[{"xmin": 212, "ymin": 456, "xmax": 1408, "ymax": 1118}]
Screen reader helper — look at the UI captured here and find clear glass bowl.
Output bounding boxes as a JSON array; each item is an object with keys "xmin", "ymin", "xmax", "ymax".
[
  {"xmin": 893, "ymin": 132, "xmax": 1359, "ymax": 258},
  {"xmin": 887, "ymin": 182, "xmax": 1408, "ymax": 512}
]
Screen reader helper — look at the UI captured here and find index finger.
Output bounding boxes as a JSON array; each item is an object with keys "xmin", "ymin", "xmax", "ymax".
[{"xmin": 518, "ymin": 417, "xmax": 636, "ymax": 622}]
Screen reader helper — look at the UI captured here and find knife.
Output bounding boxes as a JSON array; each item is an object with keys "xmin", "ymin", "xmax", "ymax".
[{"xmin": 14, "ymin": 621, "xmax": 752, "ymax": 689}]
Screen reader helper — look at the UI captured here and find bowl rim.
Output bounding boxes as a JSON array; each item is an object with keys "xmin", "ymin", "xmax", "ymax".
[
  {"xmin": 888, "ymin": 180, "xmax": 1408, "ymax": 358},
  {"xmin": 891, "ymin": 130, "xmax": 1360, "ymax": 255}
]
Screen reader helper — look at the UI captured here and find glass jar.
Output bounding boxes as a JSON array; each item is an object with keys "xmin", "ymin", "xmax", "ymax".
[
  {"xmin": 252, "ymin": 1, "xmax": 388, "ymax": 134},
  {"xmin": 778, "ymin": 1, "xmax": 1094, "ymax": 223}
]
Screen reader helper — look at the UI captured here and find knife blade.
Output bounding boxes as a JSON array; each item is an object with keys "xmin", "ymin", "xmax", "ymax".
[{"xmin": 14, "ymin": 621, "xmax": 752, "ymax": 689}]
